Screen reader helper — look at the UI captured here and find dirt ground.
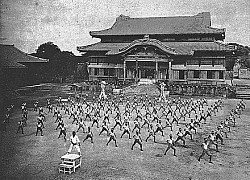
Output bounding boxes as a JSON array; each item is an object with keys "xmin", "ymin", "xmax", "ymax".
[{"xmin": 1, "ymin": 86, "xmax": 250, "ymax": 180}]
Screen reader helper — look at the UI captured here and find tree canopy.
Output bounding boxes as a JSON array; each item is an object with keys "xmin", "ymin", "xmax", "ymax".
[{"xmin": 31, "ymin": 42, "xmax": 80, "ymax": 82}]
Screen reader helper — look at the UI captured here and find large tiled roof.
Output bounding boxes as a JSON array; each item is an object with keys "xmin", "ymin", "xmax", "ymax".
[
  {"xmin": 90, "ymin": 12, "xmax": 225, "ymax": 37},
  {"xmin": 0, "ymin": 44, "xmax": 48, "ymax": 68},
  {"xmin": 77, "ymin": 41, "xmax": 232, "ymax": 56}
]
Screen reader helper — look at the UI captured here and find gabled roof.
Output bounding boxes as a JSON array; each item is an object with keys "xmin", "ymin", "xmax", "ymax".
[
  {"xmin": 0, "ymin": 58, "xmax": 27, "ymax": 69},
  {"xmin": 77, "ymin": 41, "xmax": 233, "ymax": 56},
  {"xmin": 0, "ymin": 44, "xmax": 48, "ymax": 67},
  {"xmin": 90, "ymin": 12, "xmax": 225, "ymax": 37}
]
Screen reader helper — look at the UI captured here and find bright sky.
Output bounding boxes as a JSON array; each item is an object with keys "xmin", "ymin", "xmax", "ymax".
[{"xmin": 0, "ymin": 0, "xmax": 249, "ymax": 55}]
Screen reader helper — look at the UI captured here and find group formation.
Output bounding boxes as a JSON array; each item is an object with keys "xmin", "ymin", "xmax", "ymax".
[{"xmin": 2, "ymin": 93, "xmax": 245, "ymax": 163}]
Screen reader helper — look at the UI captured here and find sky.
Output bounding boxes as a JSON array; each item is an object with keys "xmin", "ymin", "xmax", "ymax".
[{"xmin": 0, "ymin": 0, "xmax": 249, "ymax": 55}]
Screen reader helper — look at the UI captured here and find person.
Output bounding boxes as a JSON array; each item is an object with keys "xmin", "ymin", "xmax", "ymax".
[
  {"xmin": 36, "ymin": 121, "xmax": 43, "ymax": 136},
  {"xmin": 154, "ymin": 120, "xmax": 164, "ymax": 137},
  {"xmin": 175, "ymin": 128, "xmax": 186, "ymax": 146},
  {"xmin": 56, "ymin": 118, "xmax": 64, "ymax": 130},
  {"xmin": 38, "ymin": 115, "xmax": 45, "ymax": 129},
  {"xmin": 215, "ymin": 126, "xmax": 224, "ymax": 145},
  {"xmin": 48, "ymin": 104, "xmax": 53, "ymax": 113},
  {"xmin": 58, "ymin": 124, "xmax": 67, "ymax": 141},
  {"xmin": 55, "ymin": 111, "xmax": 62, "ymax": 123},
  {"xmin": 208, "ymin": 131, "xmax": 219, "ymax": 152},
  {"xmin": 188, "ymin": 119, "xmax": 197, "ymax": 134},
  {"xmin": 68, "ymin": 131, "xmax": 81, "ymax": 155},
  {"xmin": 164, "ymin": 134, "xmax": 176, "ymax": 156},
  {"xmin": 99, "ymin": 121, "xmax": 109, "ymax": 136},
  {"xmin": 91, "ymin": 116, "xmax": 99, "ymax": 128},
  {"xmin": 121, "ymin": 121, "xmax": 131, "ymax": 139},
  {"xmin": 131, "ymin": 130, "xmax": 143, "ymax": 151},
  {"xmin": 76, "ymin": 118, "xmax": 86, "ymax": 133},
  {"xmin": 132, "ymin": 120, "xmax": 141, "ymax": 133},
  {"xmin": 145, "ymin": 124, "xmax": 155, "ymax": 142},
  {"xmin": 72, "ymin": 113, "xmax": 78, "ymax": 125},
  {"xmin": 141, "ymin": 117, "xmax": 150, "ymax": 129},
  {"xmin": 113, "ymin": 114, "xmax": 123, "ymax": 131},
  {"xmin": 16, "ymin": 120, "xmax": 24, "ymax": 134},
  {"xmin": 83, "ymin": 127, "xmax": 94, "ymax": 143},
  {"xmin": 34, "ymin": 101, "xmax": 38, "ymax": 111},
  {"xmin": 106, "ymin": 128, "xmax": 118, "ymax": 147},
  {"xmin": 183, "ymin": 128, "xmax": 193, "ymax": 140},
  {"xmin": 198, "ymin": 138, "xmax": 212, "ymax": 163}
]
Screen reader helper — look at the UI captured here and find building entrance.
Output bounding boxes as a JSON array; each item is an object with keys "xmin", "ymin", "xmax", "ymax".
[{"xmin": 141, "ymin": 69, "xmax": 155, "ymax": 79}]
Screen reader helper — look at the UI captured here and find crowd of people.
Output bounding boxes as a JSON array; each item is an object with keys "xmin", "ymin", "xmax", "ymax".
[{"xmin": 2, "ymin": 92, "xmax": 245, "ymax": 163}]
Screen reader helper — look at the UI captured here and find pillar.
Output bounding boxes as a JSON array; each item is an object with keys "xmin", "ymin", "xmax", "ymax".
[
  {"xmin": 168, "ymin": 61, "xmax": 172, "ymax": 81},
  {"xmin": 123, "ymin": 60, "xmax": 126, "ymax": 81},
  {"xmin": 135, "ymin": 59, "xmax": 138, "ymax": 82},
  {"xmin": 155, "ymin": 61, "xmax": 158, "ymax": 81}
]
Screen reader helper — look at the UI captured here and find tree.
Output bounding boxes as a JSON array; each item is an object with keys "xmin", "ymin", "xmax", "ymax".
[
  {"xmin": 35, "ymin": 42, "xmax": 61, "ymax": 59},
  {"xmin": 31, "ymin": 42, "xmax": 86, "ymax": 83}
]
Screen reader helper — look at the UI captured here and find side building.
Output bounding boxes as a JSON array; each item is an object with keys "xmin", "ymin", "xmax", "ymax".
[{"xmin": 77, "ymin": 12, "xmax": 235, "ymax": 85}]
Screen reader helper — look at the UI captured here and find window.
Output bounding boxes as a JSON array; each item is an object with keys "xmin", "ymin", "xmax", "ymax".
[
  {"xmin": 179, "ymin": 70, "xmax": 184, "ymax": 79},
  {"xmin": 207, "ymin": 71, "xmax": 216, "ymax": 79},
  {"xmin": 200, "ymin": 59, "xmax": 212, "ymax": 65},
  {"xmin": 109, "ymin": 69, "xmax": 115, "ymax": 76},
  {"xmin": 104, "ymin": 69, "xmax": 109, "ymax": 76},
  {"xmin": 219, "ymin": 71, "xmax": 224, "ymax": 79},
  {"xmin": 214, "ymin": 59, "xmax": 224, "ymax": 65},
  {"xmin": 187, "ymin": 59, "xmax": 199, "ymax": 65},
  {"xmin": 194, "ymin": 70, "xmax": 199, "ymax": 78},
  {"xmin": 94, "ymin": 68, "xmax": 99, "ymax": 75},
  {"xmin": 207, "ymin": 71, "xmax": 212, "ymax": 79}
]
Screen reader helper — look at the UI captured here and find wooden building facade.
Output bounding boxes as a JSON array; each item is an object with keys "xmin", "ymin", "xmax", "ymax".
[{"xmin": 77, "ymin": 12, "xmax": 234, "ymax": 84}]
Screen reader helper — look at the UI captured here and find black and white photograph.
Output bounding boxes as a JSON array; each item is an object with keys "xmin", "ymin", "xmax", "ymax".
[{"xmin": 0, "ymin": 0, "xmax": 250, "ymax": 179}]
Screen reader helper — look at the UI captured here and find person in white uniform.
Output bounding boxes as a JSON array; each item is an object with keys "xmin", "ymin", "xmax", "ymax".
[{"xmin": 67, "ymin": 131, "xmax": 81, "ymax": 155}]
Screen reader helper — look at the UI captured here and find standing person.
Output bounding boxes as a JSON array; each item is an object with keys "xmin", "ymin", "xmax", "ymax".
[
  {"xmin": 175, "ymin": 128, "xmax": 186, "ymax": 146},
  {"xmin": 131, "ymin": 130, "xmax": 143, "ymax": 151},
  {"xmin": 215, "ymin": 126, "xmax": 224, "ymax": 145},
  {"xmin": 58, "ymin": 124, "xmax": 67, "ymax": 141},
  {"xmin": 36, "ymin": 121, "xmax": 43, "ymax": 136},
  {"xmin": 16, "ymin": 120, "xmax": 24, "ymax": 134},
  {"xmin": 132, "ymin": 120, "xmax": 141, "ymax": 133},
  {"xmin": 154, "ymin": 120, "xmax": 164, "ymax": 137},
  {"xmin": 48, "ymin": 104, "xmax": 53, "ymax": 113},
  {"xmin": 208, "ymin": 131, "xmax": 219, "ymax": 152},
  {"xmin": 99, "ymin": 121, "xmax": 109, "ymax": 136},
  {"xmin": 34, "ymin": 101, "xmax": 38, "ymax": 111},
  {"xmin": 83, "ymin": 127, "xmax": 94, "ymax": 143},
  {"xmin": 121, "ymin": 122, "xmax": 131, "ymax": 139},
  {"xmin": 188, "ymin": 119, "xmax": 197, "ymax": 134},
  {"xmin": 91, "ymin": 116, "xmax": 100, "ymax": 128},
  {"xmin": 113, "ymin": 115, "xmax": 123, "ymax": 131},
  {"xmin": 77, "ymin": 118, "xmax": 86, "ymax": 133},
  {"xmin": 145, "ymin": 124, "xmax": 155, "ymax": 142},
  {"xmin": 198, "ymin": 138, "xmax": 212, "ymax": 163},
  {"xmin": 164, "ymin": 134, "xmax": 176, "ymax": 156},
  {"xmin": 67, "ymin": 131, "xmax": 81, "ymax": 156},
  {"xmin": 183, "ymin": 128, "xmax": 193, "ymax": 140},
  {"xmin": 106, "ymin": 128, "xmax": 118, "ymax": 147}
]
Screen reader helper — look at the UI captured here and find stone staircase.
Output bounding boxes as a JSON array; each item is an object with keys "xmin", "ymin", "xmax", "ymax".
[{"xmin": 122, "ymin": 83, "xmax": 160, "ymax": 96}]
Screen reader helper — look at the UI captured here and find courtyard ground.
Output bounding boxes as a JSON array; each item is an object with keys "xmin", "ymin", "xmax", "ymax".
[{"xmin": 1, "ymin": 84, "xmax": 250, "ymax": 180}]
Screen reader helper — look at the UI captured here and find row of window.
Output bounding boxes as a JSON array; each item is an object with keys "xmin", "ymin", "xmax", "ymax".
[
  {"xmin": 173, "ymin": 70, "xmax": 224, "ymax": 80},
  {"xmin": 90, "ymin": 68, "xmax": 115, "ymax": 76},
  {"xmin": 186, "ymin": 59, "xmax": 224, "ymax": 65}
]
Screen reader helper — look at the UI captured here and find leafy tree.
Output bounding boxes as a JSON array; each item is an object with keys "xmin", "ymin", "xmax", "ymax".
[
  {"xmin": 35, "ymin": 42, "xmax": 61, "ymax": 59},
  {"xmin": 31, "ymin": 42, "xmax": 87, "ymax": 83}
]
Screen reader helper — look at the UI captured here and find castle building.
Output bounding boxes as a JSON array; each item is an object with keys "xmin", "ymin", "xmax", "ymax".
[{"xmin": 77, "ymin": 12, "xmax": 234, "ymax": 84}]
